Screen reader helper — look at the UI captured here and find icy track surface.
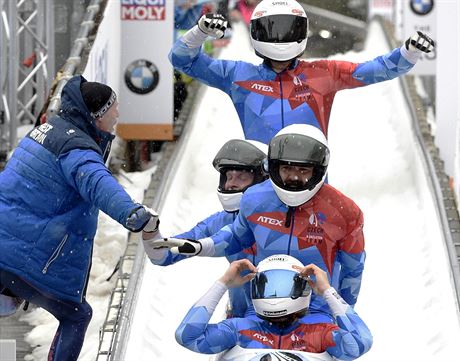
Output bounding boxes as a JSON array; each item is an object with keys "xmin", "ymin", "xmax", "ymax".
[{"xmin": 125, "ymin": 21, "xmax": 460, "ymax": 361}]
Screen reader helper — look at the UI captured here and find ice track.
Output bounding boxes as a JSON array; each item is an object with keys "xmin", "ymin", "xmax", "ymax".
[{"xmin": 124, "ymin": 21, "xmax": 460, "ymax": 361}]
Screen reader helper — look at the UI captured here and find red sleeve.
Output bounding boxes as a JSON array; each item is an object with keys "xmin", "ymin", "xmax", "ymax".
[
  {"xmin": 310, "ymin": 60, "xmax": 365, "ymax": 91},
  {"xmin": 339, "ymin": 206, "xmax": 365, "ymax": 254}
]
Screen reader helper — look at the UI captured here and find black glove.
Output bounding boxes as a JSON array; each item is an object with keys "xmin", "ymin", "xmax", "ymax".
[
  {"xmin": 405, "ymin": 31, "xmax": 435, "ymax": 53},
  {"xmin": 126, "ymin": 205, "xmax": 159, "ymax": 233},
  {"xmin": 198, "ymin": 14, "xmax": 228, "ymax": 39},
  {"xmin": 148, "ymin": 237, "xmax": 202, "ymax": 256}
]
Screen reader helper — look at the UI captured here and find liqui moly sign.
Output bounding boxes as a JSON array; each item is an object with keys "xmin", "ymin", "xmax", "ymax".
[{"xmin": 121, "ymin": 0, "xmax": 166, "ymax": 21}]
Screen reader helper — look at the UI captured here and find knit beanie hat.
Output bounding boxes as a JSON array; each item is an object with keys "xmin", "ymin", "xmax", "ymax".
[{"xmin": 80, "ymin": 81, "xmax": 117, "ymax": 119}]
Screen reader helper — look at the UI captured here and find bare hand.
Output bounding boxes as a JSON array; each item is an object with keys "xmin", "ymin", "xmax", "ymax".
[
  {"xmin": 292, "ymin": 263, "xmax": 331, "ymax": 296},
  {"xmin": 219, "ymin": 259, "xmax": 257, "ymax": 288}
]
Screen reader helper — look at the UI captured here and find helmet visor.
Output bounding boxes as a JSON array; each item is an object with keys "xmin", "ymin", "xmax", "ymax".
[
  {"xmin": 269, "ymin": 133, "xmax": 329, "ymax": 165},
  {"xmin": 251, "ymin": 269, "xmax": 311, "ymax": 300},
  {"xmin": 218, "ymin": 167, "xmax": 256, "ymax": 193},
  {"xmin": 251, "ymin": 15, "xmax": 308, "ymax": 43}
]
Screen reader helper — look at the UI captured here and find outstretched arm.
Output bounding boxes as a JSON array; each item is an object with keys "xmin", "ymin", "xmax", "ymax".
[
  {"xmin": 146, "ymin": 208, "xmax": 256, "ymax": 258},
  {"xmin": 142, "ymin": 212, "xmax": 233, "ymax": 266},
  {"xmin": 175, "ymin": 260, "xmax": 257, "ymax": 354},
  {"xmin": 352, "ymin": 31, "xmax": 435, "ymax": 85},
  {"xmin": 322, "ymin": 31, "xmax": 435, "ymax": 91}
]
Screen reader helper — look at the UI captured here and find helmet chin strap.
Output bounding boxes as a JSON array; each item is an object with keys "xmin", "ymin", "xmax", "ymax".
[
  {"xmin": 262, "ymin": 308, "xmax": 308, "ymax": 328},
  {"xmin": 260, "ymin": 52, "xmax": 305, "ymax": 72}
]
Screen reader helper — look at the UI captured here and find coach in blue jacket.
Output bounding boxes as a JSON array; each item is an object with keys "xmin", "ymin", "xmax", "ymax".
[{"xmin": 0, "ymin": 75, "xmax": 158, "ymax": 361}]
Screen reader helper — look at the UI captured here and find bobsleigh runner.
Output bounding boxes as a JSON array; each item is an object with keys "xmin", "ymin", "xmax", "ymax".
[{"xmin": 214, "ymin": 345, "xmax": 333, "ymax": 361}]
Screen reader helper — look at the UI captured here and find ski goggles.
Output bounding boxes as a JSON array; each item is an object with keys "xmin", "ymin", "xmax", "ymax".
[
  {"xmin": 251, "ymin": 269, "xmax": 311, "ymax": 300},
  {"xmin": 250, "ymin": 15, "xmax": 308, "ymax": 43}
]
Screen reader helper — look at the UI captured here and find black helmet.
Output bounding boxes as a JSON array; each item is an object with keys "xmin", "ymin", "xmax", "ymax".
[
  {"xmin": 268, "ymin": 125, "xmax": 329, "ymax": 207},
  {"xmin": 213, "ymin": 139, "xmax": 268, "ymax": 212}
]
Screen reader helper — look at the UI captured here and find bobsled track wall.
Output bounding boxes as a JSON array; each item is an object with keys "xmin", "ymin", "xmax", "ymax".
[{"xmin": 104, "ymin": 19, "xmax": 460, "ymax": 361}]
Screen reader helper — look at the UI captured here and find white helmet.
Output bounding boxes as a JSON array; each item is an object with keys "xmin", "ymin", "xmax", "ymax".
[
  {"xmin": 250, "ymin": 0, "xmax": 309, "ymax": 62},
  {"xmin": 213, "ymin": 139, "xmax": 268, "ymax": 212},
  {"xmin": 251, "ymin": 255, "xmax": 311, "ymax": 319},
  {"xmin": 268, "ymin": 124, "xmax": 329, "ymax": 207}
]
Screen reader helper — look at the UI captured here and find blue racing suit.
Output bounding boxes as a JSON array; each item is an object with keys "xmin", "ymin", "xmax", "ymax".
[
  {"xmin": 176, "ymin": 281, "xmax": 372, "ymax": 360},
  {"xmin": 169, "ymin": 25, "xmax": 421, "ymax": 144},
  {"xmin": 207, "ymin": 180, "xmax": 365, "ymax": 317}
]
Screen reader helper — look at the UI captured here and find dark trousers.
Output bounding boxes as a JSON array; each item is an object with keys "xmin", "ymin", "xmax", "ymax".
[{"xmin": 0, "ymin": 269, "xmax": 92, "ymax": 361}]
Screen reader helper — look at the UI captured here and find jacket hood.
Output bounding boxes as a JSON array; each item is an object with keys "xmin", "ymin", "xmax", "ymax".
[{"xmin": 59, "ymin": 75, "xmax": 115, "ymax": 146}]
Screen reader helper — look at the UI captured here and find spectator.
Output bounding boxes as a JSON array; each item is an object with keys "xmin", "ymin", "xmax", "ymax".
[{"xmin": 0, "ymin": 75, "xmax": 159, "ymax": 361}]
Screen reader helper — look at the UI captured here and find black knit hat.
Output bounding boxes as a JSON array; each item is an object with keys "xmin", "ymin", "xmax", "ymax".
[{"xmin": 80, "ymin": 81, "xmax": 117, "ymax": 119}]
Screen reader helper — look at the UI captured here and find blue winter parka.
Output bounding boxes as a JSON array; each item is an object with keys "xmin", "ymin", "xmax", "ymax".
[{"xmin": 0, "ymin": 76, "xmax": 140, "ymax": 303}]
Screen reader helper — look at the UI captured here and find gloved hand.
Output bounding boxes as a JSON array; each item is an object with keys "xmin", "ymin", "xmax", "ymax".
[
  {"xmin": 148, "ymin": 237, "xmax": 202, "ymax": 255},
  {"xmin": 405, "ymin": 31, "xmax": 435, "ymax": 53},
  {"xmin": 198, "ymin": 14, "xmax": 228, "ymax": 39},
  {"xmin": 126, "ymin": 205, "xmax": 159, "ymax": 233}
]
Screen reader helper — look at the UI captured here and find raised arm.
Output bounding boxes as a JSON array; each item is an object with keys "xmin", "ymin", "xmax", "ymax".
[
  {"xmin": 175, "ymin": 260, "xmax": 257, "ymax": 354},
  {"xmin": 318, "ymin": 31, "xmax": 435, "ymax": 91},
  {"xmin": 169, "ymin": 14, "xmax": 237, "ymax": 93}
]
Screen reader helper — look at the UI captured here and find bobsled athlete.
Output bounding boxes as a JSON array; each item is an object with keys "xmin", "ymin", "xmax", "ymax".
[
  {"xmin": 175, "ymin": 255, "xmax": 372, "ymax": 360},
  {"xmin": 169, "ymin": 0, "xmax": 435, "ymax": 144},
  {"xmin": 150, "ymin": 124, "xmax": 366, "ymax": 319},
  {"xmin": 143, "ymin": 138, "xmax": 267, "ymax": 317}
]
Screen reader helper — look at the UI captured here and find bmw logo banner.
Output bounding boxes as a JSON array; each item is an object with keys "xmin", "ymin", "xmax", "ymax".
[
  {"xmin": 124, "ymin": 60, "xmax": 160, "ymax": 95},
  {"xmin": 118, "ymin": 0, "xmax": 173, "ymax": 140},
  {"xmin": 399, "ymin": 0, "xmax": 437, "ymax": 76},
  {"xmin": 410, "ymin": 0, "xmax": 434, "ymax": 16}
]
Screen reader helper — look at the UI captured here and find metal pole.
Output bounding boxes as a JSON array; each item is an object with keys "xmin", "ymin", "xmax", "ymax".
[
  {"xmin": 0, "ymin": 0, "xmax": 6, "ymax": 158},
  {"xmin": 45, "ymin": 0, "xmax": 54, "ymax": 92},
  {"xmin": 7, "ymin": 0, "xmax": 17, "ymax": 148}
]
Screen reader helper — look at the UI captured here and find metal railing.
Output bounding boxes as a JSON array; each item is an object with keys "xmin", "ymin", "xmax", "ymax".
[
  {"xmin": 378, "ymin": 16, "xmax": 460, "ymax": 308},
  {"xmin": 0, "ymin": 0, "xmax": 54, "ymax": 157},
  {"xmin": 46, "ymin": 0, "xmax": 104, "ymax": 118}
]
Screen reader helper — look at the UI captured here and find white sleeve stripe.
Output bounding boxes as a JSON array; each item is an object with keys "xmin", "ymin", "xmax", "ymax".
[
  {"xmin": 198, "ymin": 237, "xmax": 215, "ymax": 257},
  {"xmin": 181, "ymin": 25, "xmax": 209, "ymax": 48},
  {"xmin": 194, "ymin": 281, "xmax": 228, "ymax": 314},
  {"xmin": 323, "ymin": 287, "xmax": 349, "ymax": 317},
  {"xmin": 400, "ymin": 45, "xmax": 421, "ymax": 64}
]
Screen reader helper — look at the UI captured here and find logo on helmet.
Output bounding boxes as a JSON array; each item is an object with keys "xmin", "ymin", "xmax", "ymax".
[
  {"xmin": 253, "ymin": 10, "xmax": 266, "ymax": 17},
  {"xmin": 292, "ymin": 9, "xmax": 304, "ymax": 15},
  {"xmin": 263, "ymin": 309, "xmax": 287, "ymax": 316},
  {"xmin": 266, "ymin": 255, "xmax": 288, "ymax": 262}
]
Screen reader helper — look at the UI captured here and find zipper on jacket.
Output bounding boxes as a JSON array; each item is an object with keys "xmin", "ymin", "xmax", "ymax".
[
  {"xmin": 285, "ymin": 207, "xmax": 296, "ymax": 255},
  {"xmin": 42, "ymin": 234, "xmax": 68, "ymax": 274},
  {"xmin": 278, "ymin": 327, "xmax": 284, "ymax": 349},
  {"xmin": 279, "ymin": 74, "xmax": 285, "ymax": 129}
]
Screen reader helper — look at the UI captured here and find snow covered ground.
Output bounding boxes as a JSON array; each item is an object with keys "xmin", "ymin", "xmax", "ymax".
[{"xmin": 21, "ymin": 20, "xmax": 460, "ymax": 361}]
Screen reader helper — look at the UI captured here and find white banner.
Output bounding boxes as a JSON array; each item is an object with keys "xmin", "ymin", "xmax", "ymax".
[
  {"xmin": 435, "ymin": 0, "xmax": 460, "ymax": 200},
  {"xmin": 118, "ymin": 0, "xmax": 174, "ymax": 140},
  {"xmin": 402, "ymin": 0, "xmax": 437, "ymax": 75},
  {"xmin": 83, "ymin": 0, "xmax": 121, "ymax": 95}
]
